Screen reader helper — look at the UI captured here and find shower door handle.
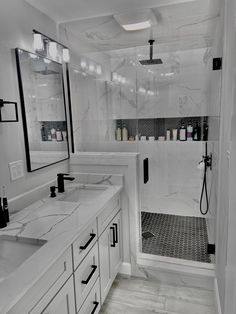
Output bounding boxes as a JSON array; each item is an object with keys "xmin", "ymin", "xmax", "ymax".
[{"xmin": 143, "ymin": 158, "xmax": 149, "ymax": 184}]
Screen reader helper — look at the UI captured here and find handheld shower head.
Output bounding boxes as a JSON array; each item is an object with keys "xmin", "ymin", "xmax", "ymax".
[{"xmin": 139, "ymin": 39, "xmax": 163, "ymax": 65}]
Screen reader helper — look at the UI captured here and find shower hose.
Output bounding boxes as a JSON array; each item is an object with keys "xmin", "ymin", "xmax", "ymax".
[{"xmin": 200, "ymin": 158, "xmax": 209, "ymax": 215}]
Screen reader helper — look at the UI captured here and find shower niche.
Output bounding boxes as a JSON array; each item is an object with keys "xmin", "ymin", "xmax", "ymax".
[{"xmin": 114, "ymin": 116, "xmax": 208, "ymax": 142}]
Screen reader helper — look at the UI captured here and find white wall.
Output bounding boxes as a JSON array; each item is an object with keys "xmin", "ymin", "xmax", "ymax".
[
  {"xmin": 0, "ymin": 0, "xmax": 68, "ymax": 209},
  {"xmin": 217, "ymin": 0, "xmax": 236, "ymax": 312}
]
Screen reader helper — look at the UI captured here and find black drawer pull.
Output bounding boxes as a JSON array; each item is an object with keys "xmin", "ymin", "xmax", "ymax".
[
  {"xmin": 113, "ymin": 223, "xmax": 118, "ymax": 244},
  {"xmin": 80, "ymin": 233, "xmax": 96, "ymax": 250},
  {"xmin": 110, "ymin": 226, "xmax": 116, "ymax": 247},
  {"xmin": 81, "ymin": 265, "xmax": 97, "ymax": 284},
  {"xmin": 91, "ymin": 301, "xmax": 99, "ymax": 314}
]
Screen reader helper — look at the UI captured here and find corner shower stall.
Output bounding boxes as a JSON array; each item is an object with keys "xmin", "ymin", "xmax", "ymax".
[{"xmin": 68, "ymin": 38, "xmax": 221, "ymax": 268}]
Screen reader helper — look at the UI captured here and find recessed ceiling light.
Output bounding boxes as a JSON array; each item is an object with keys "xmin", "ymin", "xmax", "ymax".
[{"xmin": 114, "ymin": 9, "xmax": 157, "ymax": 31}]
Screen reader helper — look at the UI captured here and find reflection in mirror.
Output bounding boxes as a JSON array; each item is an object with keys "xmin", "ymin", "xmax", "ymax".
[{"xmin": 15, "ymin": 48, "xmax": 69, "ymax": 172}]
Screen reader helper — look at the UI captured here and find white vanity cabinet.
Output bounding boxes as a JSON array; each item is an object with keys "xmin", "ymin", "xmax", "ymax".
[
  {"xmin": 6, "ymin": 195, "xmax": 122, "ymax": 314},
  {"xmin": 99, "ymin": 210, "xmax": 122, "ymax": 303}
]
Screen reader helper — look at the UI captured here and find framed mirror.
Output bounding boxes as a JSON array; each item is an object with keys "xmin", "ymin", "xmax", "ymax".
[{"xmin": 15, "ymin": 48, "xmax": 70, "ymax": 172}]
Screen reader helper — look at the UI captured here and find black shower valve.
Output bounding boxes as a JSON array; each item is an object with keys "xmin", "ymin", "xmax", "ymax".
[{"xmin": 202, "ymin": 153, "xmax": 212, "ymax": 170}]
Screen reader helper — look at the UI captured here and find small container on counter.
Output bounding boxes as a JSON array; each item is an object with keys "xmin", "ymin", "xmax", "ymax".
[{"xmin": 166, "ymin": 129, "xmax": 171, "ymax": 141}]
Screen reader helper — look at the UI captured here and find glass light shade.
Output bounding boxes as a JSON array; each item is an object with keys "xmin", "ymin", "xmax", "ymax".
[
  {"xmin": 33, "ymin": 33, "xmax": 44, "ymax": 51},
  {"xmin": 96, "ymin": 65, "xmax": 102, "ymax": 75},
  {"xmin": 89, "ymin": 62, "xmax": 95, "ymax": 72},
  {"xmin": 80, "ymin": 59, "xmax": 87, "ymax": 69},
  {"xmin": 48, "ymin": 42, "xmax": 58, "ymax": 59},
  {"xmin": 112, "ymin": 72, "xmax": 118, "ymax": 81},
  {"xmin": 62, "ymin": 48, "xmax": 70, "ymax": 63}
]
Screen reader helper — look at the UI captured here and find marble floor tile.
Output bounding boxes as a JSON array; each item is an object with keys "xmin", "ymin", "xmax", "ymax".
[{"xmin": 99, "ymin": 275, "xmax": 216, "ymax": 314}]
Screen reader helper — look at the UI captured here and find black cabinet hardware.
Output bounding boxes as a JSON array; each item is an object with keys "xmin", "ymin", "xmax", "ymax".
[
  {"xmin": 81, "ymin": 265, "xmax": 97, "ymax": 284},
  {"xmin": 80, "ymin": 233, "xmax": 96, "ymax": 250},
  {"xmin": 110, "ymin": 226, "xmax": 116, "ymax": 247},
  {"xmin": 113, "ymin": 223, "xmax": 118, "ymax": 244},
  {"xmin": 143, "ymin": 158, "xmax": 149, "ymax": 184},
  {"xmin": 91, "ymin": 301, "xmax": 99, "ymax": 314}
]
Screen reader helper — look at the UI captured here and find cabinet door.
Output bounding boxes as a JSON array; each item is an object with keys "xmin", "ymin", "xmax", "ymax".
[
  {"xmin": 110, "ymin": 211, "xmax": 122, "ymax": 279},
  {"xmin": 99, "ymin": 210, "xmax": 122, "ymax": 304},
  {"xmin": 99, "ymin": 225, "xmax": 113, "ymax": 304},
  {"xmin": 31, "ymin": 277, "xmax": 75, "ymax": 314}
]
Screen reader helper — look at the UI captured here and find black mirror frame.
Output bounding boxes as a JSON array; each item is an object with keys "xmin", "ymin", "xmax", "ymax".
[{"xmin": 15, "ymin": 48, "xmax": 70, "ymax": 172}]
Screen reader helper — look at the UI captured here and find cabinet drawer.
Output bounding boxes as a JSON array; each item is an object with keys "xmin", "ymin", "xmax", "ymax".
[
  {"xmin": 97, "ymin": 196, "xmax": 120, "ymax": 236},
  {"xmin": 78, "ymin": 278, "xmax": 100, "ymax": 314},
  {"xmin": 74, "ymin": 243, "xmax": 99, "ymax": 312},
  {"xmin": 8, "ymin": 247, "xmax": 73, "ymax": 314},
  {"xmin": 73, "ymin": 221, "xmax": 97, "ymax": 270},
  {"xmin": 29, "ymin": 276, "xmax": 75, "ymax": 314}
]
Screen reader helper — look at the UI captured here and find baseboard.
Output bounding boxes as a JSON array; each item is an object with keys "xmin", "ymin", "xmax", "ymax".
[
  {"xmin": 119, "ymin": 262, "xmax": 131, "ymax": 276},
  {"xmin": 214, "ymin": 278, "xmax": 222, "ymax": 314}
]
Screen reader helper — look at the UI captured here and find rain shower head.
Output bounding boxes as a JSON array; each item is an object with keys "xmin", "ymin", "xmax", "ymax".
[{"xmin": 139, "ymin": 39, "xmax": 163, "ymax": 65}]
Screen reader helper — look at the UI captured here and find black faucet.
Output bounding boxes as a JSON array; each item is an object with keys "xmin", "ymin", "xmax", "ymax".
[{"xmin": 57, "ymin": 173, "xmax": 75, "ymax": 193}]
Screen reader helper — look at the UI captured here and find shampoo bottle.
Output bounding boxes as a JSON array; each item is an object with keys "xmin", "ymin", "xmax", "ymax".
[
  {"xmin": 187, "ymin": 121, "xmax": 193, "ymax": 141},
  {"xmin": 122, "ymin": 123, "xmax": 128, "ymax": 141},
  {"xmin": 116, "ymin": 121, "xmax": 122, "ymax": 141},
  {"xmin": 179, "ymin": 121, "xmax": 187, "ymax": 141}
]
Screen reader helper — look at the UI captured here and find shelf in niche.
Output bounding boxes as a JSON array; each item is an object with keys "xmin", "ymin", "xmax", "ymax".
[
  {"xmin": 115, "ymin": 116, "xmax": 208, "ymax": 141},
  {"xmin": 114, "ymin": 140, "xmax": 207, "ymax": 143}
]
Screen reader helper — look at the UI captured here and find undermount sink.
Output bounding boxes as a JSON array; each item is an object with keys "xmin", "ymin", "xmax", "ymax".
[
  {"xmin": 0, "ymin": 235, "xmax": 47, "ymax": 282},
  {"xmin": 58, "ymin": 185, "xmax": 107, "ymax": 203}
]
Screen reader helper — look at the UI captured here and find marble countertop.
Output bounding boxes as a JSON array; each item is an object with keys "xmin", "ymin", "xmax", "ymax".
[{"xmin": 0, "ymin": 182, "xmax": 122, "ymax": 313}]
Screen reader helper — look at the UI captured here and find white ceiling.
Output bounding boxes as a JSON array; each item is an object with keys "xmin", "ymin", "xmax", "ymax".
[
  {"xmin": 25, "ymin": 0, "xmax": 198, "ymax": 23},
  {"xmin": 25, "ymin": 0, "xmax": 221, "ymax": 53}
]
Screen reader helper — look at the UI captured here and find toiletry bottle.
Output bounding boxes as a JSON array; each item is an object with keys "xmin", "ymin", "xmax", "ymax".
[
  {"xmin": 51, "ymin": 127, "xmax": 56, "ymax": 141},
  {"xmin": 41, "ymin": 123, "xmax": 47, "ymax": 141},
  {"xmin": 56, "ymin": 128, "xmax": 63, "ymax": 142},
  {"xmin": 122, "ymin": 123, "xmax": 128, "ymax": 141},
  {"xmin": 193, "ymin": 122, "xmax": 200, "ymax": 141},
  {"xmin": 172, "ymin": 129, "xmax": 178, "ymax": 141},
  {"xmin": 47, "ymin": 131, "xmax": 52, "ymax": 141},
  {"xmin": 166, "ymin": 129, "xmax": 171, "ymax": 141},
  {"xmin": 202, "ymin": 118, "xmax": 208, "ymax": 141},
  {"xmin": 179, "ymin": 121, "xmax": 187, "ymax": 141},
  {"xmin": 116, "ymin": 121, "xmax": 122, "ymax": 141},
  {"xmin": 0, "ymin": 198, "xmax": 7, "ymax": 228},
  {"xmin": 187, "ymin": 121, "xmax": 193, "ymax": 141},
  {"xmin": 2, "ymin": 186, "xmax": 9, "ymax": 223}
]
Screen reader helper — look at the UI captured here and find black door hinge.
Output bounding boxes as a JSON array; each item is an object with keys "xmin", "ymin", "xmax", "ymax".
[{"xmin": 213, "ymin": 57, "xmax": 222, "ymax": 71}]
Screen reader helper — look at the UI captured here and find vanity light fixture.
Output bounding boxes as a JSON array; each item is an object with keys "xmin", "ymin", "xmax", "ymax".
[
  {"xmin": 48, "ymin": 42, "xmax": 58, "ymax": 59},
  {"xmin": 62, "ymin": 48, "xmax": 70, "ymax": 63},
  {"xmin": 32, "ymin": 30, "xmax": 70, "ymax": 63},
  {"xmin": 33, "ymin": 33, "xmax": 44, "ymax": 51}
]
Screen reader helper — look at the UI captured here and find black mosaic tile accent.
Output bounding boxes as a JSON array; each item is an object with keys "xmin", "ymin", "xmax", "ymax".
[{"xmin": 141, "ymin": 212, "xmax": 211, "ymax": 263}]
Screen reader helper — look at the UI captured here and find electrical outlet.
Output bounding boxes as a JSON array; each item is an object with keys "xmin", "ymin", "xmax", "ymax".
[{"xmin": 8, "ymin": 160, "xmax": 24, "ymax": 181}]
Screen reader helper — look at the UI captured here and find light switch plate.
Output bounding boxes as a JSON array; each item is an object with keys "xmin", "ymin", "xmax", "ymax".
[{"xmin": 8, "ymin": 160, "xmax": 24, "ymax": 181}]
